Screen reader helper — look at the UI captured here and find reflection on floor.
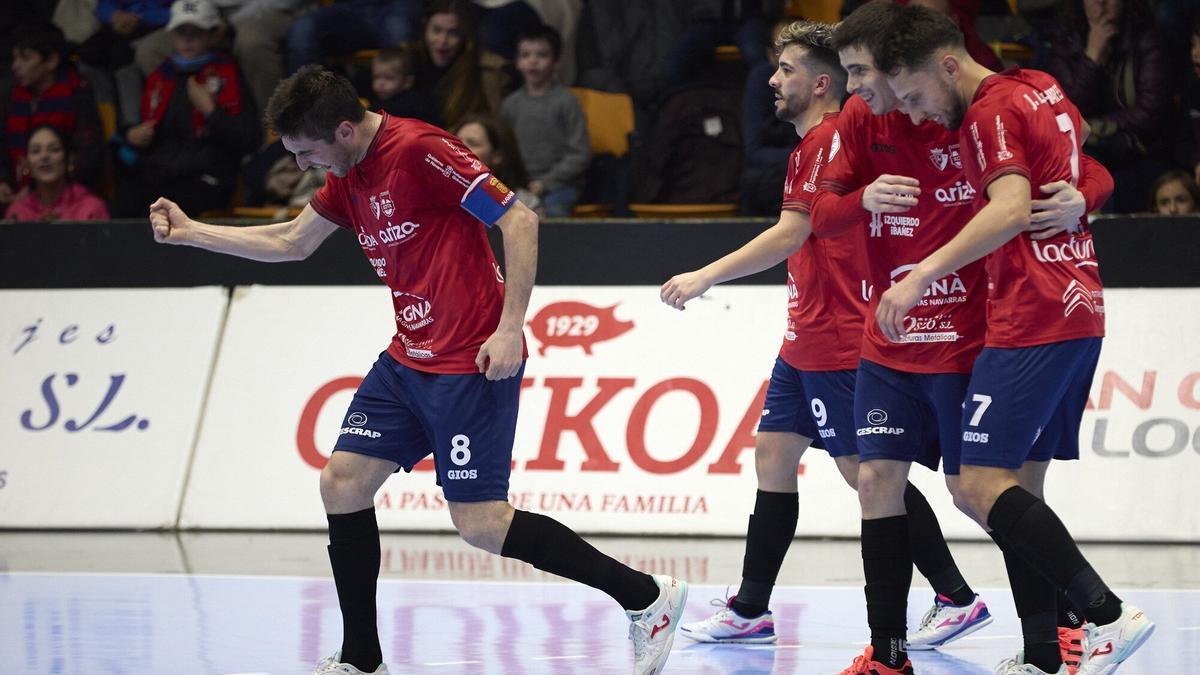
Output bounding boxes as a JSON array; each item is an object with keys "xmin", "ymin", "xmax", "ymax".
[{"xmin": 4, "ymin": 573, "xmax": 1196, "ymax": 674}]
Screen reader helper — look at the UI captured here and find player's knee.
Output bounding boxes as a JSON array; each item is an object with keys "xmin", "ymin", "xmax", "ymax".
[
  {"xmin": 957, "ymin": 471, "xmax": 997, "ymax": 517},
  {"xmin": 448, "ymin": 504, "xmax": 510, "ymax": 553},
  {"xmin": 319, "ymin": 461, "xmax": 370, "ymax": 506}
]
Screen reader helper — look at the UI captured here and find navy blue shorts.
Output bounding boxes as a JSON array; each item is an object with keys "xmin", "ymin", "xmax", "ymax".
[
  {"xmin": 854, "ymin": 359, "xmax": 971, "ymax": 474},
  {"xmin": 960, "ymin": 337, "xmax": 1101, "ymax": 470},
  {"xmin": 757, "ymin": 357, "xmax": 858, "ymax": 457},
  {"xmin": 334, "ymin": 351, "xmax": 523, "ymax": 502}
]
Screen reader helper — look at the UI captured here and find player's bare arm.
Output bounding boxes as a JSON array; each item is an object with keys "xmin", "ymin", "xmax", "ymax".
[
  {"xmin": 149, "ymin": 199, "xmax": 339, "ymax": 262},
  {"xmin": 862, "ymin": 173, "xmax": 921, "ymax": 213},
  {"xmin": 660, "ymin": 210, "xmax": 812, "ymax": 311},
  {"xmin": 476, "ymin": 200, "xmax": 537, "ymax": 381},
  {"xmin": 876, "ymin": 173, "xmax": 1031, "ymax": 341}
]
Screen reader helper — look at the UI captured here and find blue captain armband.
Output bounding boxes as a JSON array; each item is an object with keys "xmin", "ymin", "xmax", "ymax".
[{"xmin": 461, "ymin": 173, "xmax": 517, "ymax": 226}]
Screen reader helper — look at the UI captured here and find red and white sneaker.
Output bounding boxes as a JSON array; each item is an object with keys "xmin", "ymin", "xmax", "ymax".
[
  {"xmin": 907, "ymin": 593, "xmax": 994, "ymax": 649},
  {"xmin": 838, "ymin": 645, "xmax": 915, "ymax": 675},
  {"xmin": 627, "ymin": 574, "xmax": 688, "ymax": 675},
  {"xmin": 1058, "ymin": 626, "xmax": 1085, "ymax": 674},
  {"xmin": 1077, "ymin": 603, "xmax": 1155, "ymax": 675}
]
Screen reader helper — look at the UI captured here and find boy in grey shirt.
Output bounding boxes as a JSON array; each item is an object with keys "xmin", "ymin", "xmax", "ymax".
[{"xmin": 501, "ymin": 25, "xmax": 590, "ymax": 217}]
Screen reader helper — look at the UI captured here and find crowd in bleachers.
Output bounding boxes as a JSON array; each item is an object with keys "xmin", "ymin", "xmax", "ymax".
[{"xmin": 3, "ymin": 0, "xmax": 1200, "ymax": 222}]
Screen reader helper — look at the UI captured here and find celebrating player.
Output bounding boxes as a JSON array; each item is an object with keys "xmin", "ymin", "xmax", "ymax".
[
  {"xmin": 810, "ymin": 2, "xmax": 1113, "ymax": 673},
  {"xmin": 873, "ymin": 5, "xmax": 1154, "ymax": 674},
  {"xmin": 148, "ymin": 66, "xmax": 686, "ymax": 675},
  {"xmin": 661, "ymin": 20, "xmax": 984, "ymax": 652}
]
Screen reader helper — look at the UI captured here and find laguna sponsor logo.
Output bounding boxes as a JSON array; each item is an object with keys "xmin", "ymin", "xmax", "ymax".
[
  {"xmin": 889, "ymin": 264, "xmax": 968, "ymax": 307},
  {"xmin": 393, "ymin": 291, "xmax": 434, "ymax": 330},
  {"xmin": 341, "ymin": 411, "xmax": 381, "ymax": 439},
  {"xmin": 1032, "ymin": 235, "xmax": 1097, "ymax": 267},
  {"xmin": 935, "ymin": 180, "xmax": 976, "ymax": 205},
  {"xmin": 858, "ymin": 408, "xmax": 904, "ymax": 436}
]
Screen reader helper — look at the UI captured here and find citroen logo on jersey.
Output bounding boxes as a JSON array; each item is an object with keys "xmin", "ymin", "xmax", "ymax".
[
  {"xmin": 1062, "ymin": 280, "xmax": 1097, "ymax": 317},
  {"xmin": 869, "ymin": 212, "xmax": 883, "ymax": 238}
]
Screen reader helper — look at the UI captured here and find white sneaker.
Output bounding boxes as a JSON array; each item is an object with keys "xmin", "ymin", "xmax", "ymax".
[
  {"xmin": 627, "ymin": 574, "xmax": 688, "ymax": 675},
  {"xmin": 1077, "ymin": 602, "xmax": 1155, "ymax": 674},
  {"xmin": 907, "ymin": 593, "xmax": 994, "ymax": 650},
  {"xmin": 679, "ymin": 593, "xmax": 776, "ymax": 643},
  {"xmin": 312, "ymin": 651, "xmax": 390, "ymax": 675},
  {"xmin": 995, "ymin": 651, "xmax": 1068, "ymax": 674}
]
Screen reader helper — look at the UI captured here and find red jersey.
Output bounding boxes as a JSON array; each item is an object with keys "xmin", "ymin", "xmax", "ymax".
[
  {"xmin": 962, "ymin": 68, "xmax": 1105, "ymax": 348},
  {"xmin": 778, "ymin": 112, "xmax": 867, "ymax": 371},
  {"xmin": 814, "ymin": 95, "xmax": 987, "ymax": 373},
  {"xmin": 311, "ymin": 114, "xmax": 524, "ymax": 373}
]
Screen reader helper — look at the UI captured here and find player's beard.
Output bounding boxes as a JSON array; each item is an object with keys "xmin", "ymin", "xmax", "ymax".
[
  {"xmin": 942, "ymin": 78, "xmax": 967, "ymax": 130},
  {"xmin": 775, "ymin": 92, "xmax": 808, "ymax": 123}
]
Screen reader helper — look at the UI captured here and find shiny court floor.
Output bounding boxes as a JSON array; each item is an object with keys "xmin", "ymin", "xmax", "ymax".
[{"xmin": 2, "ymin": 533, "xmax": 1198, "ymax": 674}]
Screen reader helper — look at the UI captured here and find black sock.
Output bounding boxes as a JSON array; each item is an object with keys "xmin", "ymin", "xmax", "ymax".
[
  {"xmin": 327, "ymin": 508, "xmax": 383, "ymax": 672},
  {"xmin": 987, "ymin": 486, "xmax": 1123, "ymax": 626},
  {"xmin": 904, "ymin": 482, "xmax": 973, "ymax": 605},
  {"xmin": 988, "ymin": 530, "xmax": 1062, "ymax": 672},
  {"xmin": 1058, "ymin": 591, "xmax": 1085, "ymax": 628},
  {"xmin": 863, "ymin": 516, "xmax": 912, "ymax": 669},
  {"xmin": 732, "ymin": 489, "xmax": 799, "ymax": 617},
  {"xmin": 500, "ymin": 509, "xmax": 659, "ymax": 611}
]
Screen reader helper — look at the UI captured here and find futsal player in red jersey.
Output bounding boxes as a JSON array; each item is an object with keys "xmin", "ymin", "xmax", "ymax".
[
  {"xmin": 874, "ymin": 5, "xmax": 1155, "ymax": 674},
  {"xmin": 663, "ymin": 20, "xmax": 866, "ymax": 644},
  {"xmin": 809, "ymin": 3, "xmax": 1114, "ymax": 673},
  {"xmin": 148, "ymin": 66, "xmax": 686, "ymax": 675},
  {"xmin": 661, "ymin": 20, "xmax": 986, "ymax": 654}
]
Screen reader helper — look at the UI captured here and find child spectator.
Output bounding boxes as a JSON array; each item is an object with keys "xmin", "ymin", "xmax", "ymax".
[
  {"xmin": 451, "ymin": 113, "xmax": 542, "ymax": 215},
  {"xmin": 500, "ymin": 25, "xmax": 588, "ymax": 217},
  {"xmin": 1149, "ymin": 170, "xmax": 1200, "ymax": 215},
  {"xmin": 1, "ymin": 24, "xmax": 103, "ymax": 207},
  {"xmin": 368, "ymin": 46, "xmax": 442, "ymax": 126},
  {"xmin": 5, "ymin": 124, "xmax": 109, "ymax": 221},
  {"xmin": 112, "ymin": 0, "xmax": 260, "ymax": 216}
]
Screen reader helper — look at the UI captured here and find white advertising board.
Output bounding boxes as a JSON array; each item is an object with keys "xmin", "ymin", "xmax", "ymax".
[
  {"xmin": 0, "ymin": 287, "xmax": 227, "ymax": 527},
  {"xmin": 182, "ymin": 286, "xmax": 1200, "ymax": 541}
]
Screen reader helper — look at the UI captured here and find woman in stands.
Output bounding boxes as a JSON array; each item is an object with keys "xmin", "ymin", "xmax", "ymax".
[
  {"xmin": 451, "ymin": 113, "xmax": 543, "ymax": 215},
  {"xmin": 409, "ymin": 0, "xmax": 509, "ymax": 130},
  {"xmin": 4, "ymin": 125, "xmax": 108, "ymax": 221}
]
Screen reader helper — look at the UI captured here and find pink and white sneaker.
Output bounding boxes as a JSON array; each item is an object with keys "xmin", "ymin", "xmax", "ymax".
[
  {"xmin": 907, "ymin": 593, "xmax": 994, "ymax": 650},
  {"xmin": 679, "ymin": 595, "xmax": 777, "ymax": 644}
]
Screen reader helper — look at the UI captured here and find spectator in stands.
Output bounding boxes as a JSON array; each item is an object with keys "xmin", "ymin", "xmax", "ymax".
[
  {"xmin": 660, "ymin": 0, "xmax": 774, "ymax": 86},
  {"xmin": 286, "ymin": 0, "xmax": 423, "ymax": 75},
  {"xmin": 473, "ymin": 0, "xmax": 583, "ymax": 83},
  {"xmin": 368, "ymin": 45, "xmax": 442, "ymax": 126},
  {"xmin": 452, "ymin": 113, "xmax": 543, "ymax": 215},
  {"xmin": 4, "ymin": 124, "xmax": 109, "ymax": 221},
  {"xmin": 112, "ymin": 0, "xmax": 260, "ymax": 216},
  {"xmin": 78, "ymin": 0, "xmax": 172, "ymax": 73},
  {"xmin": 500, "ymin": 25, "xmax": 588, "ymax": 217},
  {"xmin": 138, "ymin": 0, "xmax": 315, "ymax": 116},
  {"xmin": 1149, "ymin": 169, "xmax": 1200, "ymax": 215},
  {"xmin": 740, "ymin": 18, "xmax": 800, "ymax": 216},
  {"xmin": 410, "ymin": 0, "xmax": 510, "ymax": 131},
  {"xmin": 1, "ymin": 24, "xmax": 103, "ymax": 209},
  {"xmin": 1047, "ymin": 0, "xmax": 1171, "ymax": 213}
]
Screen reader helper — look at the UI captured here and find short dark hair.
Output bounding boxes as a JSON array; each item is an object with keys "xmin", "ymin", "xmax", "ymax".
[
  {"xmin": 13, "ymin": 23, "xmax": 68, "ymax": 62},
  {"xmin": 777, "ymin": 21, "xmax": 848, "ymax": 98},
  {"xmin": 374, "ymin": 45, "xmax": 417, "ymax": 78},
  {"xmin": 265, "ymin": 65, "xmax": 365, "ymax": 142},
  {"xmin": 832, "ymin": 0, "xmax": 904, "ymax": 59},
  {"xmin": 874, "ymin": 4, "xmax": 965, "ymax": 76},
  {"xmin": 516, "ymin": 24, "xmax": 562, "ymax": 60}
]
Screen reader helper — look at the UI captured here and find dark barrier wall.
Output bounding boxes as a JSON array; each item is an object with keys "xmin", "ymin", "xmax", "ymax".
[{"xmin": 3, "ymin": 216, "xmax": 1198, "ymax": 288}]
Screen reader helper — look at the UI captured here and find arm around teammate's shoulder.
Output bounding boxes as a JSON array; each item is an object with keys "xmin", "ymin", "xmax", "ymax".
[{"xmin": 148, "ymin": 198, "xmax": 339, "ymax": 262}]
